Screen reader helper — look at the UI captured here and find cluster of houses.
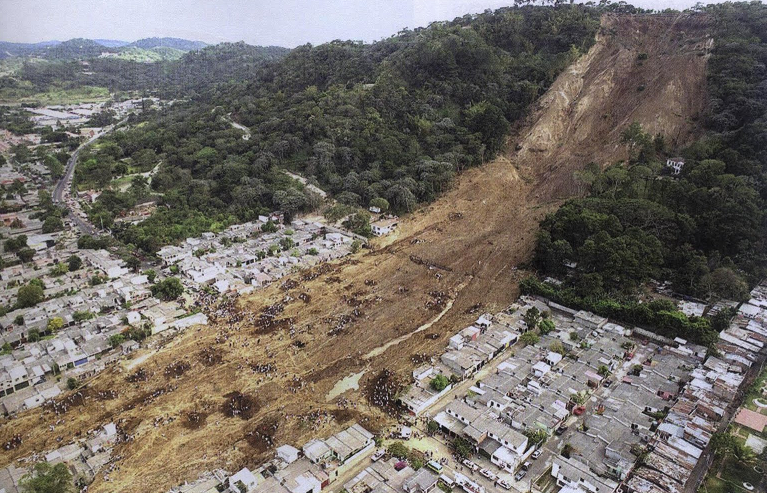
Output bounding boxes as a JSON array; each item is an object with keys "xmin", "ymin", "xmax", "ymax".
[
  {"xmin": 157, "ymin": 217, "xmax": 359, "ymax": 295},
  {"xmin": 615, "ymin": 284, "xmax": 766, "ymax": 493},
  {"xmin": 399, "ymin": 288, "xmax": 766, "ymax": 493},
  {"xmin": 0, "ymin": 128, "xmax": 42, "ymax": 154},
  {"xmin": 0, "ymin": 161, "xmax": 53, "ymax": 236},
  {"xmin": 170, "ymin": 423, "xmax": 375, "ymax": 493},
  {"xmin": 0, "ymin": 244, "xmax": 207, "ymax": 415},
  {"xmin": 0, "ymin": 421, "xmax": 126, "ymax": 493}
]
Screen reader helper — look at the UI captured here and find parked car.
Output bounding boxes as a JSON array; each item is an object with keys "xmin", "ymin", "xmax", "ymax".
[
  {"xmin": 371, "ymin": 449, "xmax": 385, "ymax": 462},
  {"xmin": 515, "ymin": 471, "xmax": 527, "ymax": 481},
  {"xmin": 480, "ymin": 468, "xmax": 497, "ymax": 481},
  {"xmin": 462, "ymin": 459, "xmax": 479, "ymax": 472},
  {"xmin": 522, "ymin": 461, "xmax": 532, "ymax": 471},
  {"xmin": 497, "ymin": 479, "xmax": 512, "ymax": 490},
  {"xmin": 532, "ymin": 449, "xmax": 543, "ymax": 459},
  {"xmin": 556, "ymin": 425, "xmax": 568, "ymax": 435}
]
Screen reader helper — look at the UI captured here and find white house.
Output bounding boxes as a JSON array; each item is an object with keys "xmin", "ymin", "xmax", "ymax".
[
  {"xmin": 666, "ymin": 157, "xmax": 685, "ymax": 175},
  {"xmin": 371, "ymin": 217, "xmax": 399, "ymax": 236},
  {"xmin": 228, "ymin": 468, "xmax": 258, "ymax": 493},
  {"xmin": 277, "ymin": 444, "xmax": 301, "ymax": 464},
  {"xmin": 126, "ymin": 311, "xmax": 141, "ymax": 325}
]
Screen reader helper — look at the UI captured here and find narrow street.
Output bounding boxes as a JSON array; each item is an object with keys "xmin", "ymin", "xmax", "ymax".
[{"xmin": 52, "ymin": 119, "xmax": 126, "ymax": 235}]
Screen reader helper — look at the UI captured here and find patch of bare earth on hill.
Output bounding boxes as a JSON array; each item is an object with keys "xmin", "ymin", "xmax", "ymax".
[{"xmin": 0, "ymin": 14, "xmax": 712, "ymax": 493}]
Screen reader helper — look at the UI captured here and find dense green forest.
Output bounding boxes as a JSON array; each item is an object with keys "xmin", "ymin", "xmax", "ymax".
[
  {"xmin": 0, "ymin": 37, "xmax": 207, "ymax": 61},
  {"xmin": 2, "ymin": 43, "xmax": 290, "ymax": 98},
  {"xmin": 532, "ymin": 2, "xmax": 767, "ymax": 307},
  {"xmin": 69, "ymin": 5, "xmax": 602, "ymax": 253}
]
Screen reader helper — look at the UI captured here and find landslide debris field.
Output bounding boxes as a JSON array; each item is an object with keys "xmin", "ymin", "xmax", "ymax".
[{"xmin": 0, "ymin": 14, "xmax": 712, "ymax": 493}]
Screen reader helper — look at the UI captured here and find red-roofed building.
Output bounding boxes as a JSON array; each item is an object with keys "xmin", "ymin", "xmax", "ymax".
[{"xmin": 734, "ymin": 408, "xmax": 767, "ymax": 433}]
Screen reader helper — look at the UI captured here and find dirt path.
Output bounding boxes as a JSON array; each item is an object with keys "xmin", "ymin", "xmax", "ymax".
[
  {"xmin": 363, "ymin": 280, "xmax": 468, "ymax": 360},
  {"xmin": 0, "ymin": 14, "xmax": 712, "ymax": 493}
]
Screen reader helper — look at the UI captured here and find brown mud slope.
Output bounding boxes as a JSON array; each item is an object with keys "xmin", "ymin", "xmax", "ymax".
[{"xmin": 0, "ymin": 14, "xmax": 711, "ymax": 493}]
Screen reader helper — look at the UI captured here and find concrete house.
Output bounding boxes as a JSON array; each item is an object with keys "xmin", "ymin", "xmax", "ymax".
[
  {"xmin": 402, "ymin": 468, "xmax": 438, "ymax": 493},
  {"xmin": 666, "ymin": 157, "xmax": 685, "ymax": 175},
  {"xmin": 371, "ymin": 217, "xmax": 399, "ymax": 236},
  {"xmin": 228, "ymin": 468, "xmax": 258, "ymax": 493}
]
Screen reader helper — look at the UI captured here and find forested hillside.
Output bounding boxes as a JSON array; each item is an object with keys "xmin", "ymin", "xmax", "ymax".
[
  {"xmin": 3, "ymin": 42, "xmax": 289, "ymax": 98},
  {"xmin": 80, "ymin": 6, "xmax": 601, "ymax": 253},
  {"xmin": 128, "ymin": 37, "xmax": 207, "ymax": 51},
  {"xmin": 222, "ymin": 6, "xmax": 601, "ymax": 203},
  {"xmin": 529, "ymin": 3, "xmax": 767, "ymax": 316}
]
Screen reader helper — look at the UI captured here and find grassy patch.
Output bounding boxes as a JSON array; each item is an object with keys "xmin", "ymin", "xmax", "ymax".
[
  {"xmin": 0, "ymin": 85, "xmax": 110, "ymax": 105},
  {"xmin": 719, "ymin": 456, "xmax": 762, "ymax": 487},
  {"xmin": 703, "ymin": 476, "xmax": 731, "ymax": 493}
]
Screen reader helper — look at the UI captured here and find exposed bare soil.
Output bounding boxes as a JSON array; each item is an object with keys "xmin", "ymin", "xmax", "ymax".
[{"xmin": 0, "ymin": 14, "xmax": 712, "ymax": 493}]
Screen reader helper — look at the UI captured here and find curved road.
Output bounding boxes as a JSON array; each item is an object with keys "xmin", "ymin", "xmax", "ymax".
[{"xmin": 52, "ymin": 121, "xmax": 124, "ymax": 235}]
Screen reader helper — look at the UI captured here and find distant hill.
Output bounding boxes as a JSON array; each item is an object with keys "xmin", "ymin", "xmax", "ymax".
[
  {"xmin": 128, "ymin": 37, "xmax": 207, "ymax": 51},
  {"xmin": 0, "ymin": 40, "xmax": 60, "ymax": 59},
  {"xmin": 94, "ymin": 39, "xmax": 130, "ymax": 48},
  {"xmin": 38, "ymin": 38, "xmax": 106, "ymax": 59},
  {"xmin": 0, "ymin": 37, "xmax": 206, "ymax": 60},
  {"xmin": 107, "ymin": 46, "xmax": 186, "ymax": 62}
]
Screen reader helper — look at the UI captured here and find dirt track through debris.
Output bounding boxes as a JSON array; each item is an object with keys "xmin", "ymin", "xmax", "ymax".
[{"xmin": 0, "ymin": 14, "xmax": 712, "ymax": 493}]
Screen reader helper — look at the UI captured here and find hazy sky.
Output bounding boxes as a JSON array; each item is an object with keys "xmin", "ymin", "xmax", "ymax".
[{"xmin": 0, "ymin": 0, "xmax": 718, "ymax": 47}]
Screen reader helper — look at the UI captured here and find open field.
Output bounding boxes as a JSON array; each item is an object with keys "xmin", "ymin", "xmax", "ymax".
[
  {"xmin": 0, "ymin": 14, "xmax": 713, "ymax": 493},
  {"xmin": 0, "ymin": 85, "xmax": 111, "ymax": 105}
]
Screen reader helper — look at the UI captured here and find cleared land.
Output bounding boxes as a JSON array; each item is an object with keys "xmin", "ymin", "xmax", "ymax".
[
  {"xmin": 0, "ymin": 85, "xmax": 111, "ymax": 105},
  {"xmin": 0, "ymin": 14, "xmax": 712, "ymax": 493}
]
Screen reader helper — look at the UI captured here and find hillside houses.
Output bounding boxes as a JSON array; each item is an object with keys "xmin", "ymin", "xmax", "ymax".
[
  {"xmin": 665, "ymin": 157, "xmax": 685, "ymax": 175},
  {"xmin": 439, "ymin": 314, "xmax": 518, "ymax": 379},
  {"xmin": 371, "ymin": 217, "xmax": 399, "ymax": 236},
  {"xmin": 0, "ymin": 249, "xmax": 204, "ymax": 415},
  {"xmin": 220, "ymin": 423, "xmax": 374, "ymax": 493},
  {"xmin": 157, "ymin": 219, "xmax": 356, "ymax": 295}
]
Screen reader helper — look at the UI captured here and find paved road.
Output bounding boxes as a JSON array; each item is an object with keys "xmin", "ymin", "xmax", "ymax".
[{"xmin": 52, "ymin": 121, "xmax": 124, "ymax": 235}]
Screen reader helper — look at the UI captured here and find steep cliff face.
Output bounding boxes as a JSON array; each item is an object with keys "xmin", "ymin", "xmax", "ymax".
[{"xmin": 518, "ymin": 13, "xmax": 712, "ymax": 199}]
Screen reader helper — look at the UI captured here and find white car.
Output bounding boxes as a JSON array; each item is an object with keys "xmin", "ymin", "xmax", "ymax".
[
  {"xmin": 479, "ymin": 468, "xmax": 497, "ymax": 481},
  {"xmin": 371, "ymin": 449, "xmax": 385, "ymax": 462},
  {"xmin": 532, "ymin": 449, "xmax": 543, "ymax": 459},
  {"xmin": 497, "ymin": 479, "xmax": 512, "ymax": 490},
  {"xmin": 462, "ymin": 459, "xmax": 479, "ymax": 472}
]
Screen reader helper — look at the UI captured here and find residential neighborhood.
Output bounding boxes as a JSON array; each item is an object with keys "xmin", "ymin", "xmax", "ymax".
[{"xmin": 67, "ymin": 283, "xmax": 762, "ymax": 493}]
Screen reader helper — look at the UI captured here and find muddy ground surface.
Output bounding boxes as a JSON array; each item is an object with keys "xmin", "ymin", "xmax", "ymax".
[{"xmin": 0, "ymin": 14, "xmax": 712, "ymax": 493}]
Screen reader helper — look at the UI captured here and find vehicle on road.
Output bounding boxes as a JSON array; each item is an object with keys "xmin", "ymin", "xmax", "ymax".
[
  {"xmin": 427, "ymin": 460, "xmax": 443, "ymax": 473},
  {"xmin": 514, "ymin": 470, "xmax": 527, "ymax": 481},
  {"xmin": 497, "ymin": 479, "xmax": 512, "ymax": 490},
  {"xmin": 556, "ymin": 425, "xmax": 568, "ymax": 435},
  {"xmin": 522, "ymin": 461, "xmax": 532, "ymax": 471},
  {"xmin": 532, "ymin": 449, "xmax": 543, "ymax": 460},
  {"xmin": 479, "ymin": 468, "xmax": 497, "ymax": 481},
  {"xmin": 462, "ymin": 459, "xmax": 479, "ymax": 472},
  {"xmin": 438, "ymin": 474, "xmax": 455, "ymax": 488}
]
